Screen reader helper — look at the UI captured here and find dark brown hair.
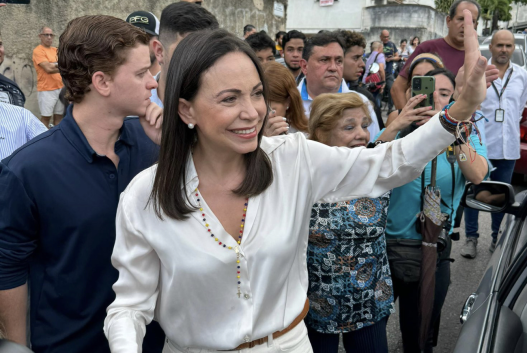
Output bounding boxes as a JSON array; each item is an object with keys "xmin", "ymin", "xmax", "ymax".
[
  {"xmin": 303, "ymin": 31, "xmax": 344, "ymax": 61},
  {"xmin": 336, "ymin": 30, "xmax": 366, "ymax": 54},
  {"xmin": 405, "ymin": 53, "xmax": 444, "ymax": 90},
  {"xmin": 150, "ymin": 29, "xmax": 273, "ymax": 220},
  {"xmin": 58, "ymin": 15, "xmax": 149, "ymax": 103},
  {"xmin": 159, "ymin": 2, "xmax": 219, "ymax": 46},
  {"xmin": 262, "ymin": 61, "xmax": 308, "ymax": 133}
]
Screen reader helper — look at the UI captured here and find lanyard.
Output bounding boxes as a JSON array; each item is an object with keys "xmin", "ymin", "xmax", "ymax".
[{"xmin": 491, "ymin": 67, "xmax": 514, "ymax": 108}]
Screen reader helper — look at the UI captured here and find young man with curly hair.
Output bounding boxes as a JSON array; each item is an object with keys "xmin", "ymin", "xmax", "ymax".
[
  {"xmin": 338, "ymin": 30, "xmax": 384, "ymax": 129},
  {"xmin": 246, "ymin": 30, "xmax": 277, "ymax": 64}
]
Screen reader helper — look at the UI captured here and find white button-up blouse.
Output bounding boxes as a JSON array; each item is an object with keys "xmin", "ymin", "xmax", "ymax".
[{"xmin": 104, "ymin": 115, "xmax": 454, "ymax": 352}]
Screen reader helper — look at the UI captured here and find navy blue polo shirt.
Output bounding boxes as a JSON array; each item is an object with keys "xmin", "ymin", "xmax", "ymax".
[{"xmin": 0, "ymin": 105, "xmax": 164, "ymax": 352}]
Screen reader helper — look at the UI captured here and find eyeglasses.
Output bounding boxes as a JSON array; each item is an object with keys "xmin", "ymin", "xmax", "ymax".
[{"xmin": 40, "ymin": 34, "xmax": 55, "ymax": 37}]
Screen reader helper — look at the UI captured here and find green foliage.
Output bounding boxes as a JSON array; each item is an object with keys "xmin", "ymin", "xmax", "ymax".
[
  {"xmin": 481, "ymin": 0, "xmax": 512, "ymax": 22},
  {"xmin": 435, "ymin": 0, "xmax": 516, "ymax": 30},
  {"xmin": 435, "ymin": 0, "xmax": 454, "ymax": 14}
]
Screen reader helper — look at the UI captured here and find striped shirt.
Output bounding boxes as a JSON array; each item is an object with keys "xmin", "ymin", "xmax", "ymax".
[{"xmin": 0, "ymin": 102, "xmax": 47, "ymax": 160}]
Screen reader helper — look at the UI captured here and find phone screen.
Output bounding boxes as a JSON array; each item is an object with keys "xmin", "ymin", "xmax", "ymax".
[{"xmin": 411, "ymin": 76, "xmax": 435, "ymax": 110}]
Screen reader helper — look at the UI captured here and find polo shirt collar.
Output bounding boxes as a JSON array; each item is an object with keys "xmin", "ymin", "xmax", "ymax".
[
  {"xmin": 60, "ymin": 104, "xmax": 135, "ymax": 163},
  {"xmin": 300, "ymin": 78, "xmax": 344, "ymax": 101}
]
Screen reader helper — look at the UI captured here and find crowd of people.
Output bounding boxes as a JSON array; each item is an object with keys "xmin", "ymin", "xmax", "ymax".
[{"xmin": 0, "ymin": 0, "xmax": 524, "ymax": 353}]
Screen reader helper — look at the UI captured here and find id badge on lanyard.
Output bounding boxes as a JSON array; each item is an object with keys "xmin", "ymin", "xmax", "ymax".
[
  {"xmin": 495, "ymin": 108, "xmax": 505, "ymax": 122},
  {"xmin": 492, "ymin": 68, "xmax": 513, "ymax": 123}
]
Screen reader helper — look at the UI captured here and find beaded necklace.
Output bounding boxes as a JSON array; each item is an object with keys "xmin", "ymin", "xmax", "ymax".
[{"xmin": 194, "ymin": 188, "xmax": 248, "ymax": 298}]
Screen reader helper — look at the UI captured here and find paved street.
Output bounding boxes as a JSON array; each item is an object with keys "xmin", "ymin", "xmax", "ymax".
[
  {"xmin": 386, "ymin": 211, "xmax": 494, "ymax": 352},
  {"xmin": 389, "ymin": 181, "xmax": 527, "ymax": 352}
]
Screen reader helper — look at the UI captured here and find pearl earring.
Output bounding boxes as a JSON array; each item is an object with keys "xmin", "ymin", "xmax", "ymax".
[
  {"xmin": 286, "ymin": 106, "xmax": 290, "ymax": 110},
  {"xmin": 188, "ymin": 123, "xmax": 195, "ymax": 129}
]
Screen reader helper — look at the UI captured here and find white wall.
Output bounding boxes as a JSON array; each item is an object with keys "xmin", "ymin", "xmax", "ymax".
[
  {"xmin": 286, "ymin": 0, "xmax": 368, "ymax": 33},
  {"xmin": 507, "ymin": 3, "xmax": 527, "ymax": 31},
  {"xmin": 286, "ymin": 0, "xmax": 438, "ymax": 34},
  {"xmin": 413, "ymin": 0, "xmax": 435, "ymax": 7}
]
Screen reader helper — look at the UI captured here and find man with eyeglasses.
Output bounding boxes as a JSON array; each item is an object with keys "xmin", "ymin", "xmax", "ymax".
[{"xmin": 32, "ymin": 27, "xmax": 64, "ymax": 128}]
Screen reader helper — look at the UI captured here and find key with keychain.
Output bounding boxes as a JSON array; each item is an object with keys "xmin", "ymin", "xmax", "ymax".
[{"xmin": 447, "ymin": 145, "xmax": 461, "ymax": 163}]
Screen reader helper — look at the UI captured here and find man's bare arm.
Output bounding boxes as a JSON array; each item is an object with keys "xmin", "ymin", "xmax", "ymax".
[
  {"xmin": 0, "ymin": 284, "xmax": 28, "ymax": 345},
  {"xmin": 391, "ymin": 75, "xmax": 408, "ymax": 110},
  {"xmin": 39, "ymin": 61, "xmax": 60, "ymax": 74}
]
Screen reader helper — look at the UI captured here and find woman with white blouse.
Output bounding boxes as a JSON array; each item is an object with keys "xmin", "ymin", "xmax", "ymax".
[{"xmin": 104, "ymin": 12, "xmax": 489, "ymax": 353}]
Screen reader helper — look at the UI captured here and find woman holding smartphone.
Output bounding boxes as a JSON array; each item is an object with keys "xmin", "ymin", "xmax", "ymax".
[
  {"xmin": 262, "ymin": 61, "xmax": 308, "ymax": 136},
  {"xmin": 376, "ymin": 68, "xmax": 490, "ymax": 353},
  {"xmin": 385, "ymin": 53, "xmax": 444, "ymax": 127}
]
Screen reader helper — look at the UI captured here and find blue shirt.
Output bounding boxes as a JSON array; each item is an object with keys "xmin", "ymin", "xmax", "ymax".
[
  {"xmin": 150, "ymin": 73, "xmax": 163, "ymax": 108},
  {"xmin": 0, "ymin": 103, "xmax": 47, "ymax": 160},
  {"xmin": 375, "ymin": 131, "xmax": 490, "ymax": 240},
  {"xmin": 0, "ymin": 105, "xmax": 164, "ymax": 352}
]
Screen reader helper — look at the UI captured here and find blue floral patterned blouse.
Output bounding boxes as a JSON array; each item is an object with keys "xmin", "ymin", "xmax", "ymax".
[{"xmin": 305, "ymin": 192, "xmax": 395, "ymax": 333}]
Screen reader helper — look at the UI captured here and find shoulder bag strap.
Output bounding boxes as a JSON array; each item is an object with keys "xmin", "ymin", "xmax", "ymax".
[
  {"xmin": 439, "ymin": 160, "xmax": 456, "ymax": 223},
  {"xmin": 369, "ymin": 52, "xmax": 381, "ymax": 73}
]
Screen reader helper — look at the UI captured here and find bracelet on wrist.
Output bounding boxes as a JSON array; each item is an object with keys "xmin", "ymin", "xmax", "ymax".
[
  {"xmin": 442, "ymin": 101, "xmax": 459, "ymax": 125},
  {"xmin": 452, "ymin": 127, "xmax": 472, "ymax": 146}
]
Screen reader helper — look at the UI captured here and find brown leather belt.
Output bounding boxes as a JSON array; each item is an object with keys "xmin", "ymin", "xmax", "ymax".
[{"xmin": 231, "ymin": 299, "xmax": 310, "ymax": 350}]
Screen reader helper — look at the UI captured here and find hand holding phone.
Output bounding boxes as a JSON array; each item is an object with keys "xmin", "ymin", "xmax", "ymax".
[
  {"xmin": 264, "ymin": 110, "xmax": 289, "ymax": 137},
  {"xmin": 411, "ymin": 76, "xmax": 435, "ymax": 110}
]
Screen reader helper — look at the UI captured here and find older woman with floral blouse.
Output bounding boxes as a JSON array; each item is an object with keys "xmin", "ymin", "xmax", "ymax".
[{"xmin": 306, "ymin": 92, "xmax": 394, "ymax": 353}]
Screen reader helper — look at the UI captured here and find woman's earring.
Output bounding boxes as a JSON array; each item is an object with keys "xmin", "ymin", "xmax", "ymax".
[
  {"xmin": 286, "ymin": 106, "xmax": 290, "ymax": 110},
  {"xmin": 188, "ymin": 123, "xmax": 195, "ymax": 129}
]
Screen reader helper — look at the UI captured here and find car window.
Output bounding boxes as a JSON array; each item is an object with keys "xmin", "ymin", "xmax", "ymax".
[
  {"xmin": 481, "ymin": 36, "xmax": 525, "ymax": 49},
  {"xmin": 480, "ymin": 48, "xmax": 524, "ymax": 66},
  {"xmin": 480, "ymin": 48, "xmax": 491, "ymax": 60},
  {"xmin": 515, "ymin": 49, "xmax": 524, "ymax": 66},
  {"xmin": 516, "ymin": 38, "xmax": 525, "ymax": 50},
  {"xmin": 512, "ymin": 215, "xmax": 527, "ymax": 260}
]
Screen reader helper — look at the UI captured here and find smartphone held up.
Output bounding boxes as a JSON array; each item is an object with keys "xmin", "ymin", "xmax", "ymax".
[{"xmin": 411, "ymin": 76, "xmax": 435, "ymax": 110}]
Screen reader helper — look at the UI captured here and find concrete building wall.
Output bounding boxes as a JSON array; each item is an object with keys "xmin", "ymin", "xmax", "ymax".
[
  {"xmin": 286, "ymin": 0, "xmax": 368, "ymax": 33},
  {"xmin": 362, "ymin": 4, "xmax": 447, "ymax": 52},
  {"xmin": 0, "ymin": 0, "xmax": 287, "ymax": 117},
  {"xmin": 286, "ymin": 1, "xmax": 446, "ymax": 51},
  {"xmin": 376, "ymin": 0, "xmax": 436, "ymax": 6},
  {"xmin": 502, "ymin": 3, "xmax": 527, "ymax": 33}
]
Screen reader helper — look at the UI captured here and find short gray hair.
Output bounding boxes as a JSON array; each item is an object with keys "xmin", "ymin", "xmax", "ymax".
[
  {"xmin": 371, "ymin": 41, "xmax": 382, "ymax": 51},
  {"xmin": 39, "ymin": 26, "xmax": 51, "ymax": 34}
]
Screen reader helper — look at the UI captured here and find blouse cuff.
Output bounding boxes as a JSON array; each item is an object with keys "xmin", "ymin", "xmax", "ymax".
[{"xmin": 104, "ymin": 310, "xmax": 147, "ymax": 353}]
